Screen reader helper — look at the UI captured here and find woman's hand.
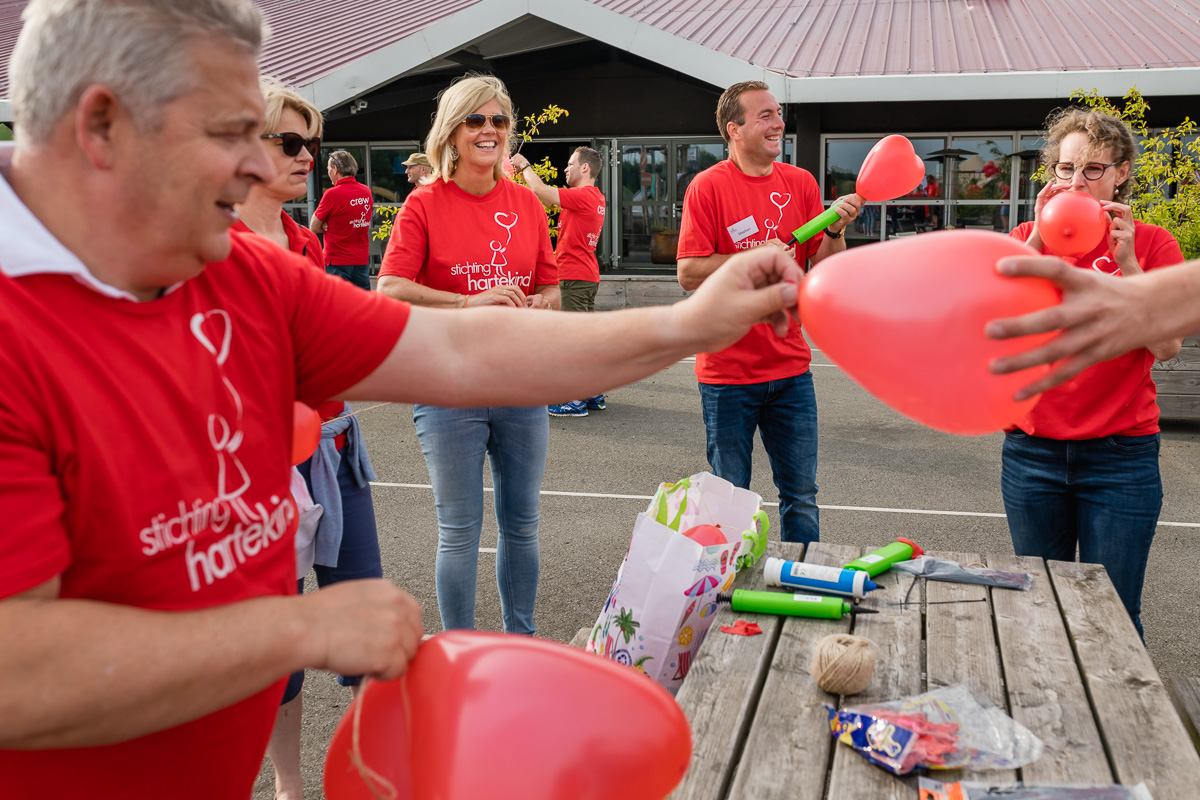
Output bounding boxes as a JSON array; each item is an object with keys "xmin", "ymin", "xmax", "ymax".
[
  {"xmin": 1102, "ymin": 201, "xmax": 1138, "ymax": 274},
  {"xmin": 525, "ymin": 293, "xmax": 553, "ymax": 310},
  {"xmin": 470, "ymin": 285, "xmax": 527, "ymax": 307},
  {"xmin": 1033, "ymin": 180, "xmax": 1072, "ymax": 221}
]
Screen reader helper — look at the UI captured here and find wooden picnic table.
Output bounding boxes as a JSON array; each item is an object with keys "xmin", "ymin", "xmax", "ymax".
[{"xmin": 671, "ymin": 541, "xmax": 1200, "ymax": 800}]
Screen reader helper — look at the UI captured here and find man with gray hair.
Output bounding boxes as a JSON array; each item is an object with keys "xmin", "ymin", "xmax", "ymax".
[
  {"xmin": 0, "ymin": 1, "xmax": 809, "ymax": 796},
  {"xmin": 312, "ymin": 149, "xmax": 374, "ymax": 290}
]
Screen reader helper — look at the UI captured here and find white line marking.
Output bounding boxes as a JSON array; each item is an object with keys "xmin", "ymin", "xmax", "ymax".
[
  {"xmin": 479, "ymin": 547, "xmax": 497, "ymax": 553},
  {"xmin": 368, "ymin": 483, "xmax": 1198, "ymax": 527}
]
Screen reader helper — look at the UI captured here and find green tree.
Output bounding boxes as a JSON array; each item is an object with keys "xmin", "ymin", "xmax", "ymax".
[{"xmin": 1040, "ymin": 87, "xmax": 1199, "ymax": 259}]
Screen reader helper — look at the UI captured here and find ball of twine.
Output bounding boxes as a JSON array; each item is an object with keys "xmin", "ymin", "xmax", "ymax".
[{"xmin": 810, "ymin": 634, "xmax": 877, "ymax": 696}]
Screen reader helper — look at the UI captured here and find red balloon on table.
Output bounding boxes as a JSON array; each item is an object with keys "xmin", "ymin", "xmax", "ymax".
[
  {"xmin": 1038, "ymin": 190, "xmax": 1109, "ymax": 258},
  {"xmin": 799, "ymin": 230, "xmax": 1061, "ymax": 435},
  {"xmin": 291, "ymin": 401, "xmax": 321, "ymax": 466},
  {"xmin": 682, "ymin": 524, "xmax": 727, "ymax": 547},
  {"xmin": 855, "ymin": 135, "xmax": 928, "ymax": 202},
  {"xmin": 323, "ymin": 631, "xmax": 692, "ymax": 800}
]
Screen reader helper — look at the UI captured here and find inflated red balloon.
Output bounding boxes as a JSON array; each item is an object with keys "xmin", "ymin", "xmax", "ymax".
[
  {"xmin": 324, "ymin": 631, "xmax": 692, "ymax": 800},
  {"xmin": 1039, "ymin": 191, "xmax": 1108, "ymax": 257},
  {"xmin": 799, "ymin": 230, "xmax": 1060, "ymax": 435},
  {"xmin": 291, "ymin": 401, "xmax": 321, "ymax": 465},
  {"xmin": 856, "ymin": 135, "xmax": 927, "ymax": 202},
  {"xmin": 682, "ymin": 524, "xmax": 727, "ymax": 547}
]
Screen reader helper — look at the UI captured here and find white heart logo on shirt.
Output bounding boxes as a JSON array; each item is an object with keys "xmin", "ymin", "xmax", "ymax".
[
  {"xmin": 494, "ymin": 212, "xmax": 518, "ymax": 231},
  {"xmin": 770, "ymin": 192, "xmax": 792, "ymax": 212},
  {"xmin": 190, "ymin": 310, "xmax": 232, "ymax": 366}
]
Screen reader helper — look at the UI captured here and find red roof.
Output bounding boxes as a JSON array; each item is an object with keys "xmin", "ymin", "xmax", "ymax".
[{"xmin": 2, "ymin": 0, "xmax": 1199, "ymax": 101}]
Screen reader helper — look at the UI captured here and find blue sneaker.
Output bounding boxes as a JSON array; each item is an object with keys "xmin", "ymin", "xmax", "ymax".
[
  {"xmin": 585, "ymin": 394, "xmax": 607, "ymax": 410},
  {"xmin": 549, "ymin": 401, "xmax": 588, "ymax": 417}
]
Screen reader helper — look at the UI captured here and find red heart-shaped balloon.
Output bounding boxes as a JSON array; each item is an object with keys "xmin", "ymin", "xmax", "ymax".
[
  {"xmin": 799, "ymin": 230, "xmax": 1060, "ymax": 434},
  {"xmin": 856, "ymin": 135, "xmax": 927, "ymax": 202},
  {"xmin": 324, "ymin": 631, "xmax": 692, "ymax": 800},
  {"xmin": 1039, "ymin": 191, "xmax": 1108, "ymax": 258},
  {"xmin": 291, "ymin": 401, "xmax": 322, "ymax": 466}
]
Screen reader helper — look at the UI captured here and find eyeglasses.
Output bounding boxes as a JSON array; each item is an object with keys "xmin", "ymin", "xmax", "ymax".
[
  {"xmin": 462, "ymin": 114, "xmax": 511, "ymax": 131},
  {"xmin": 1050, "ymin": 161, "xmax": 1121, "ymax": 181},
  {"xmin": 260, "ymin": 132, "xmax": 321, "ymax": 158}
]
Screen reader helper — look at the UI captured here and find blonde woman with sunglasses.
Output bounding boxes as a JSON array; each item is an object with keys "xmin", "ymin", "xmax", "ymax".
[
  {"xmin": 378, "ymin": 74, "xmax": 559, "ymax": 637},
  {"xmin": 1000, "ymin": 107, "xmax": 1184, "ymax": 638}
]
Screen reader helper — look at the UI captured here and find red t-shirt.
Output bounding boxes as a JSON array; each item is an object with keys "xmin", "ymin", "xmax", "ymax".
[
  {"xmin": 1008, "ymin": 219, "xmax": 1184, "ymax": 438},
  {"xmin": 314, "ymin": 176, "xmax": 373, "ymax": 265},
  {"xmin": 232, "ymin": 212, "xmax": 343, "ymax": 421},
  {"xmin": 677, "ymin": 159, "xmax": 824, "ymax": 384},
  {"xmin": 555, "ymin": 184, "xmax": 605, "ymax": 282},
  {"xmin": 0, "ymin": 234, "xmax": 409, "ymax": 799},
  {"xmin": 379, "ymin": 178, "xmax": 558, "ymax": 294}
]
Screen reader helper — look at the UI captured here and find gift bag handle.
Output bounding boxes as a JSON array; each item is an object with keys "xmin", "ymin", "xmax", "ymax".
[
  {"xmin": 652, "ymin": 477, "xmax": 691, "ymax": 531},
  {"xmin": 736, "ymin": 510, "xmax": 770, "ymax": 570}
]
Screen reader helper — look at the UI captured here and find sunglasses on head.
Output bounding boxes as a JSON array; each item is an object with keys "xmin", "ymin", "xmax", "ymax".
[
  {"xmin": 261, "ymin": 132, "xmax": 321, "ymax": 158},
  {"xmin": 462, "ymin": 114, "xmax": 511, "ymax": 131}
]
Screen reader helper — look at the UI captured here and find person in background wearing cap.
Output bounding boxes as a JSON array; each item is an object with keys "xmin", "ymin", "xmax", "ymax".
[
  {"xmin": 311, "ymin": 150, "xmax": 374, "ymax": 290},
  {"xmin": 403, "ymin": 152, "xmax": 432, "ymax": 187}
]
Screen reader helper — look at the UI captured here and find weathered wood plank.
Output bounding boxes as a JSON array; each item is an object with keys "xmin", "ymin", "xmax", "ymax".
[
  {"xmin": 1166, "ymin": 676, "xmax": 1200, "ymax": 753},
  {"xmin": 669, "ymin": 541, "xmax": 804, "ymax": 800},
  {"xmin": 924, "ymin": 550, "xmax": 1017, "ymax": 783},
  {"xmin": 989, "ymin": 554, "xmax": 1112, "ymax": 783},
  {"xmin": 826, "ymin": 544, "xmax": 923, "ymax": 800},
  {"xmin": 1049, "ymin": 560, "xmax": 1200, "ymax": 796},
  {"xmin": 726, "ymin": 542, "xmax": 861, "ymax": 800}
]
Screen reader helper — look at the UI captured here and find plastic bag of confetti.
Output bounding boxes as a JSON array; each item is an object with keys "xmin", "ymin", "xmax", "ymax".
[
  {"xmin": 891, "ymin": 556, "xmax": 1032, "ymax": 590},
  {"xmin": 825, "ymin": 681, "xmax": 1043, "ymax": 775},
  {"xmin": 918, "ymin": 777, "xmax": 1154, "ymax": 800}
]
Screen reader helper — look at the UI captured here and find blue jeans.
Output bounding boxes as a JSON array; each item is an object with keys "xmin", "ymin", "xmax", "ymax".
[
  {"xmin": 326, "ymin": 264, "xmax": 371, "ymax": 291},
  {"xmin": 1001, "ymin": 431, "xmax": 1162, "ymax": 637},
  {"xmin": 413, "ymin": 404, "xmax": 548, "ymax": 635},
  {"xmin": 698, "ymin": 372, "xmax": 819, "ymax": 544}
]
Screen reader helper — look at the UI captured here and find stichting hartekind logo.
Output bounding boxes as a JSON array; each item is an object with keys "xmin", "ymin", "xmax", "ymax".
[
  {"xmin": 449, "ymin": 210, "xmax": 534, "ymax": 291},
  {"xmin": 136, "ymin": 310, "xmax": 295, "ymax": 592}
]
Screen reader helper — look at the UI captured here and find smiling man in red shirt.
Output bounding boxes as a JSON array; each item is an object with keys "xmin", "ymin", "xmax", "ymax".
[{"xmin": 312, "ymin": 150, "xmax": 374, "ymax": 290}]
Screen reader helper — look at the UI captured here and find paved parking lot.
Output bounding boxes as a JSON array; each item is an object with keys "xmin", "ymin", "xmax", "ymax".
[{"xmin": 256, "ymin": 346, "xmax": 1200, "ymax": 798}]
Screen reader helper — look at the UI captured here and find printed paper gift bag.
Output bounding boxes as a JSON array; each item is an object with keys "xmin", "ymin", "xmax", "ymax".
[{"xmin": 586, "ymin": 472, "xmax": 768, "ymax": 694}]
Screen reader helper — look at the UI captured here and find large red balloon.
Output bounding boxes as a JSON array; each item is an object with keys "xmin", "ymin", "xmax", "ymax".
[
  {"xmin": 324, "ymin": 631, "xmax": 692, "ymax": 800},
  {"xmin": 856, "ymin": 135, "xmax": 927, "ymax": 202},
  {"xmin": 799, "ymin": 230, "xmax": 1060, "ymax": 435},
  {"xmin": 291, "ymin": 401, "xmax": 321, "ymax": 466},
  {"xmin": 1039, "ymin": 191, "xmax": 1108, "ymax": 258}
]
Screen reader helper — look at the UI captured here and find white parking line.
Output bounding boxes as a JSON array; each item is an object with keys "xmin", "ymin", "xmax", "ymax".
[{"xmin": 369, "ymin": 482, "xmax": 1200, "ymax": 527}]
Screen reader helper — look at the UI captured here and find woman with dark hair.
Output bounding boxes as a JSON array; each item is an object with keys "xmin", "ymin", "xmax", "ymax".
[
  {"xmin": 1003, "ymin": 107, "xmax": 1183, "ymax": 637},
  {"xmin": 378, "ymin": 74, "xmax": 558, "ymax": 636}
]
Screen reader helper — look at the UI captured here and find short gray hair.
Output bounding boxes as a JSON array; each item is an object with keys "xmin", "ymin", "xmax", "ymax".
[
  {"xmin": 10, "ymin": 0, "xmax": 266, "ymax": 142},
  {"xmin": 328, "ymin": 150, "xmax": 358, "ymax": 177}
]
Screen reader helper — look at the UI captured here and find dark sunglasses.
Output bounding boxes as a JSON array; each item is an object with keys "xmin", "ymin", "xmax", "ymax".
[
  {"xmin": 261, "ymin": 132, "xmax": 321, "ymax": 158},
  {"xmin": 462, "ymin": 114, "xmax": 511, "ymax": 131}
]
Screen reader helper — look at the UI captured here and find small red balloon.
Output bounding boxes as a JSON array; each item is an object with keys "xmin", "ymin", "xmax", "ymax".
[
  {"xmin": 324, "ymin": 631, "xmax": 692, "ymax": 800},
  {"xmin": 682, "ymin": 524, "xmax": 727, "ymax": 547},
  {"xmin": 799, "ymin": 230, "xmax": 1060, "ymax": 435},
  {"xmin": 856, "ymin": 135, "xmax": 927, "ymax": 202},
  {"xmin": 291, "ymin": 401, "xmax": 321, "ymax": 466},
  {"xmin": 1039, "ymin": 191, "xmax": 1108, "ymax": 258}
]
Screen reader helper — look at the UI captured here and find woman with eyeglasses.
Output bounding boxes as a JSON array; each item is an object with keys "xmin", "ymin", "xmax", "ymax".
[
  {"xmin": 1003, "ymin": 107, "xmax": 1184, "ymax": 638},
  {"xmin": 232, "ymin": 79, "xmax": 385, "ymax": 800},
  {"xmin": 378, "ymin": 74, "xmax": 559, "ymax": 636}
]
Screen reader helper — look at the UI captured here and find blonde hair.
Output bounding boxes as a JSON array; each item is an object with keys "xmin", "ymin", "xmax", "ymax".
[
  {"xmin": 425, "ymin": 74, "xmax": 514, "ymax": 183},
  {"xmin": 1041, "ymin": 107, "xmax": 1138, "ymax": 203},
  {"xmin": 261, "ymin": 78, "xmax": 323, "ymax": 138},
  {"xmin": 11, "ymin": 0, "xmax": 264, "ymax": 143}
]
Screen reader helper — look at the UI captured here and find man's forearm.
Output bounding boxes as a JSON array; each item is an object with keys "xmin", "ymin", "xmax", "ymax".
[{"xmin": 677, "ymin": 253, "xmax": 733, "ymax": 291}]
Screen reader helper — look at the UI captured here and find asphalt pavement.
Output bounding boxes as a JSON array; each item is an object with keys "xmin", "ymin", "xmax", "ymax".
[{"xmin": 255, "ymin": 347, "xmax": 1200, "ymax": 799}]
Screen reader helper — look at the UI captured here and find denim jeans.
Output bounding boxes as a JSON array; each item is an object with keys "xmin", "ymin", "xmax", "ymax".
[
  {"xmin": 1001, "ymin": 431, "xmax": 1162, "ymax": 637},
  {"xmin": 413, "ymin": 404, "xmax": 548, "ymax": 635},
  {"xmin": 698, "ymin": 372, "xmax": 819, "ymax": 544},
  {"xmin": 326, "ymin": 264, "xmax": 371, "ymax": 291}
]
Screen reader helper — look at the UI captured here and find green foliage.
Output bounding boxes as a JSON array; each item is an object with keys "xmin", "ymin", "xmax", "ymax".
[
  {"xmin": 372, "ymin": 104, "xmax": 570, "ymax": 242},
  {"xmin": 1036, "ymin": 87, "xmax": 1200, "ymax": 259},
  {"xmin": 0, "ymin": 124, "xmax": 12, "ymax": 141}
]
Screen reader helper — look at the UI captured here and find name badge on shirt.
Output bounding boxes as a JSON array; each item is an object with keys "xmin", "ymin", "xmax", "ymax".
[{"xmin": 727, "ymin": 215, "xmax": 759, "ymax": 243}]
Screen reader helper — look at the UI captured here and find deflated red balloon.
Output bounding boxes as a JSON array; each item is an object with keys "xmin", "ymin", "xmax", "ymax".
[
  {"xmin": 1039, "ymin": 191, "xmax": 1108, "ymax": 258},
  {"xmin": 324, "ymin": 631, "xmax": 692, "ymax": 800},
  {"xmin": 291, "ymin": 401, "xmax": 322, "ymax": 466},
  {"xmin": 682, "ymin": 524, "xmax": 727, "ymax": 547},
  {"xmin": 799, "ymin": 230, "xmax": 1060, "ymax": 435},
  {"xmin": 856, "ymin": 135, "xmax": 927, "ymax": 202}
]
